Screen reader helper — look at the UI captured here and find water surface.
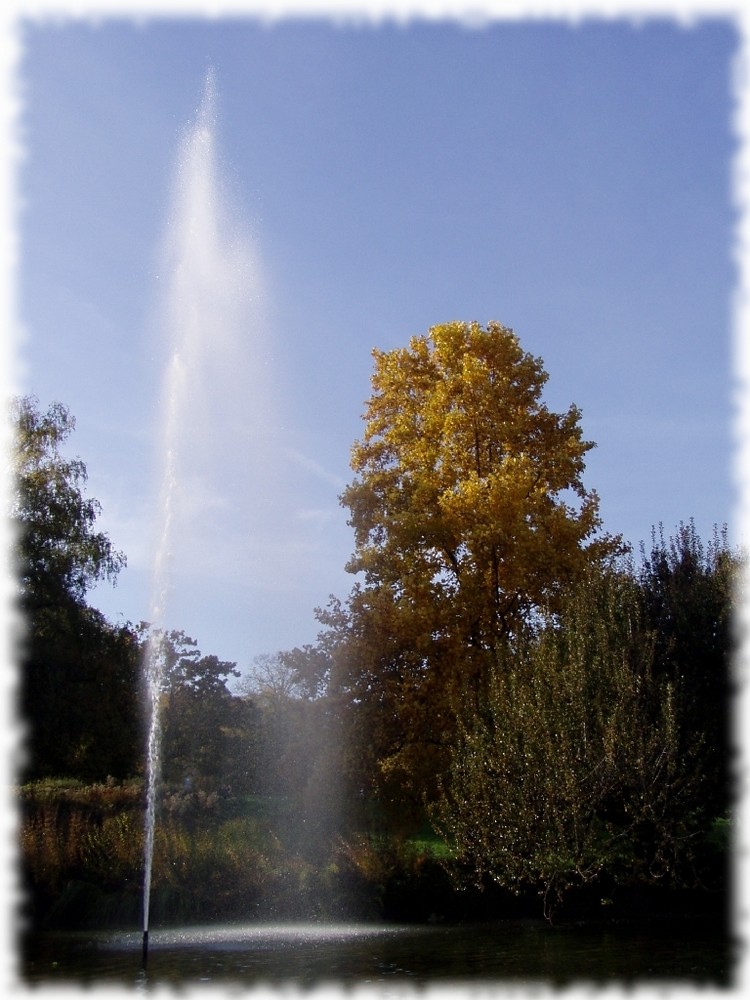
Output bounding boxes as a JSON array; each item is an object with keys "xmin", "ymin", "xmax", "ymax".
[{"xmin": 21, "ymin": 917, "xmax": 731, "ymax": 990}]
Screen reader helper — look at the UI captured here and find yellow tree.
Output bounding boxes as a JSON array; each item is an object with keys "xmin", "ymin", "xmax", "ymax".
[{"xmin": 326, "ymin": 321, "xmax": 620, "ymax": 827}]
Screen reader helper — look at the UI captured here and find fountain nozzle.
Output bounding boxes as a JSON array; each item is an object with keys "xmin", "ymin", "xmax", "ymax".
[{"xmin": 142, "ymin": 929, "xmax": 149, "ymax": 968}]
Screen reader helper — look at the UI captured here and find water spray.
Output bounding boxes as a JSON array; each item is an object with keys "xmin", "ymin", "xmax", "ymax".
[
  {"xmin": 140, "ymin": 64, "xmax": 263, "ymax": 966},
  {"xmin": 141, "ymin": 71, "xmax": 217, "ymax": 967}
]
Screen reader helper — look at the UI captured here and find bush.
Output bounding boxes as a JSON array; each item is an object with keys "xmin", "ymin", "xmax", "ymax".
[
  {"xmin": 19, "ymin": 783, "xmax": 383, "ymax": 927},
  {"xmin": 433, "ymin": 566, "xmax": 719, "ymax": 919}
]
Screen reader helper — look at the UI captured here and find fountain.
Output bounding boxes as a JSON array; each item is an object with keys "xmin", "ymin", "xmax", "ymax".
[
  {"xmin": 140, "ymin": 68, "xmax": 264, "ymax": 965},
  {"xmin": 21, "ymin": 64, "xmax": 732, "ymax": 995}
]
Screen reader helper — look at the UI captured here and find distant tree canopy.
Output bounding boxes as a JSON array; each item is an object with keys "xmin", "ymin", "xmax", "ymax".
[
  {"xmin": 11, "ymin": 396, "xmax": 138, "ymax": 780},
  {"xmin": 142, "ymin": 627, "xmax": 242, "ymax": 786},
  {"xmin": 318, "ymin": 321, "xmax": 623, "ymax": 826}
]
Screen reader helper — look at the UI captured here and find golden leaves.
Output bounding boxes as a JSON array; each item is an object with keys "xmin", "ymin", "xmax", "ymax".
[
  {"xmin": 345, "ymin": 320, "xmax": 616, "ymax": 637},
  {"xmin": 335, "ymin": 321, "xmax": 621, "ymax": 820}
]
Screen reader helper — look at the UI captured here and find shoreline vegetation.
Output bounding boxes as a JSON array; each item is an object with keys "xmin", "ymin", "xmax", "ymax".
[{"xmin": 18, "ymin": 777, "xmax": 730, "ymax": 933}]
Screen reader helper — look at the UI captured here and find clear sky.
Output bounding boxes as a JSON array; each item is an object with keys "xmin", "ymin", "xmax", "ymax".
[{"xmin": 10, "ymin": 9, "xmax": 739, "ymax": 678}]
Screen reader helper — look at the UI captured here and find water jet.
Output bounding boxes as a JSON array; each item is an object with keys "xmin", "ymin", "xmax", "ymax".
[{"xmin": 140, "ymin": 66, "xmax": 263, "ymax": 956}]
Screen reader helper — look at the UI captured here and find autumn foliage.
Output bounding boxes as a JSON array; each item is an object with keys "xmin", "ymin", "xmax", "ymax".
[{"xmin": 323, "ymin": 321, "xmax": 624, "ymax": 821}]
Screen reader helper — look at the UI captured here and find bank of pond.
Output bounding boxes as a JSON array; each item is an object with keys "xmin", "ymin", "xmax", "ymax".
[{"xmin": 18, "ymin": 779, "xmax": 730, "ymax": 930}]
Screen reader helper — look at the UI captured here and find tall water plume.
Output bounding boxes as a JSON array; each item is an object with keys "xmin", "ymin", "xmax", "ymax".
[{"xmin": 142, "ymin": 69, "xmax": 266, "ymax": 954}]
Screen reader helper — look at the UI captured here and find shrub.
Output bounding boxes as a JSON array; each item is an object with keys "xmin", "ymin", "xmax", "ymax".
[{"xmin": 434, "ymin": 566, "xmax": 712, "ymax": 919}]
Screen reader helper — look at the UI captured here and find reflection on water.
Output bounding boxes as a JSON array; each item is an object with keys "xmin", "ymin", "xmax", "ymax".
[{"xmin": 21, "ymin": 917, "xmax": 732, "ymax": 990}]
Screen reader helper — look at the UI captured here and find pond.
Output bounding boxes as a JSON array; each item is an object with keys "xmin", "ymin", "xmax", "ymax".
[{"xmin": 20, "ymin": 916, "xmax": 732, "ymax": 991}]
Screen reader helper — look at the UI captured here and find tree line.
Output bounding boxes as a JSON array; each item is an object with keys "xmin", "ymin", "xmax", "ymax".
[{"xmin": 11, "ymin": 320, "xmax": 737, "ymax": 916}]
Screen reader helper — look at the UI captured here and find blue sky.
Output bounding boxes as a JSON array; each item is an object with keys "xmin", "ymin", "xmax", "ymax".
[{"xmin": 11, "ymin": 13, "xmax": 739, "ymax": 676}]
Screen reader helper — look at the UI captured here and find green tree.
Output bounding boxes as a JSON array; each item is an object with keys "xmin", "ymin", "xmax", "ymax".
[
  {"xmin": 434, "ymin": 564, "xmax": 706, "ymax": 920},
  {"xmin": 12, "ymin": 397, "xmax": 125, "ymax": 610},
  {"xmin": 638, "ymin": 521, "xmax": 737, "ymax": 819},
  {"xmin": 144, "ymin": 628, "xmax": 240, "ymax": 785},
  {"xmin": 321, "ymin": 322, "xmax": 620, "ymax": 826},
  {"xmin": 11, "ymin": 396, "xmax": 137, "ymax": 779}
]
